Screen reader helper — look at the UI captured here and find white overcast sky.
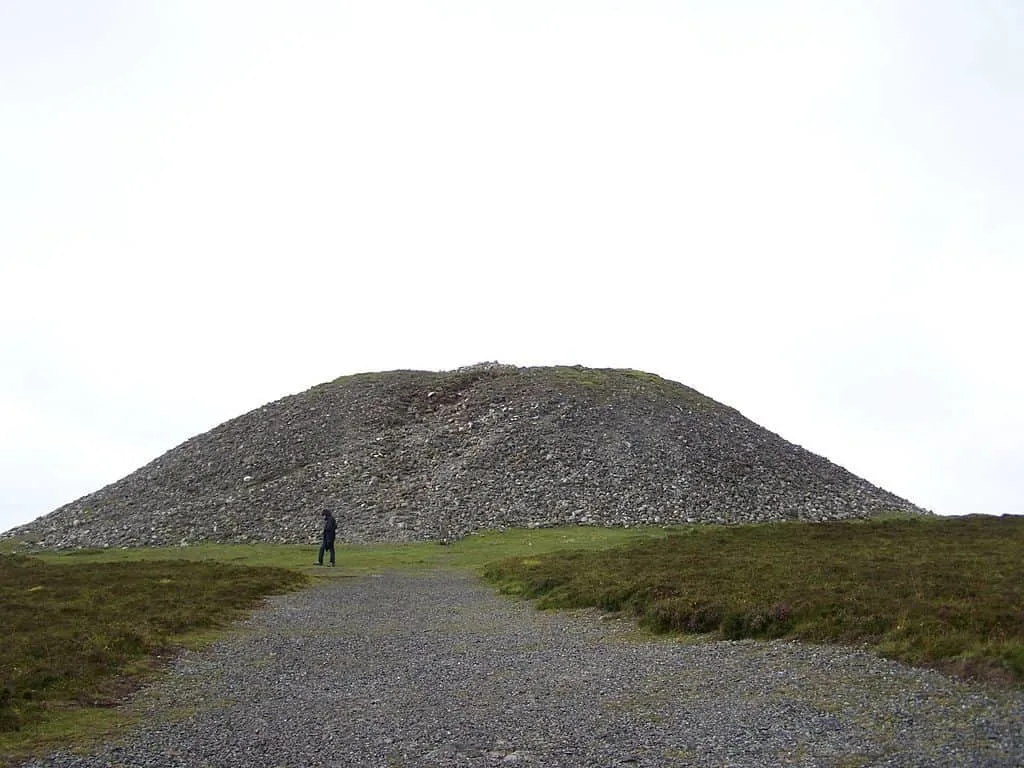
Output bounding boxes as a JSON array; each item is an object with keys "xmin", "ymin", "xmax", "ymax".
[{"xmin": 2, "ymin": 1, "xmax": 1022, "ymax": 533}]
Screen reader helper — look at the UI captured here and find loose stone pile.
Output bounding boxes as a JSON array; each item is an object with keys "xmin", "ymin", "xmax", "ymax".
[{"xmin": 4, "ymin": 363, "xmax": 927, "ymax": 549}]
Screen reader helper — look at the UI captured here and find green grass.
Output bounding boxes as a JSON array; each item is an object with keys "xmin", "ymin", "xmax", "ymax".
[
  {"xmin": 329, "ymin": 525, "xmax": 674, "ymax": 573},
  {"xmin": 482, "ymin": 516, "xmax": 1024, "ymax": 685},
  {"xmin": 19, "ymin": 525, "xmax": 669, "ymax": 574}
]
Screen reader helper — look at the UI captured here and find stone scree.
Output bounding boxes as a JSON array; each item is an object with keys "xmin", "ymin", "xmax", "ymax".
[{"xmin": 4, "ymin": 363, "xmax": 928, "ymax": 549}]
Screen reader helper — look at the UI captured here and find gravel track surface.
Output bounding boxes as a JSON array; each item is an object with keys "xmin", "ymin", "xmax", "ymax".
[{"xmin": 21, "ymin": 570, "xmax": 1024, "ymax": 767}]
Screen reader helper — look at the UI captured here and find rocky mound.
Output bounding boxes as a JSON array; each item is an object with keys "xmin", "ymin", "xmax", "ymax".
[{"xmin": 4, "ymin": 363, "xmax": 927, "ymax": 549}]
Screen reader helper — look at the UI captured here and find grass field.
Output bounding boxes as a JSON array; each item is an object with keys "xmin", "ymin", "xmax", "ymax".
[
  {"xmin": 2, "ymin": 516, "xmax": 1022, "ymax": 763},
  {"xmin": 12, "ymin": 525, "xmax": 667, "ymax": 573},
  {"xmin": 483, "ymin": 516, "xmax": 1024, "ymax": 684}
]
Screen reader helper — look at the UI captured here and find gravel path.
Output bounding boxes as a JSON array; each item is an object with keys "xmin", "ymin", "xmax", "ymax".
[{"xmin": 22, "ymin": 570, "xmax": 1024, "ymax": 768}]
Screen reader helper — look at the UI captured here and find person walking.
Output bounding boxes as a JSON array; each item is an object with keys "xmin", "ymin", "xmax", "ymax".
[{"xmin": 318, "ymin": 509, "xmax": 337, "ymax": 566}]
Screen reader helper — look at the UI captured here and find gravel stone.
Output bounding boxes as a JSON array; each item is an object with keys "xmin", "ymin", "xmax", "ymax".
[{"xmin": 19, "ymin": 571, "xmax": 1023, "ymax": 767}]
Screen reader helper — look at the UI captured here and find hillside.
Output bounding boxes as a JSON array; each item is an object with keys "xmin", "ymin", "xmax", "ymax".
[{"xmin": 4, "ymin": 363, "xmax": 926, "ymax": 549}]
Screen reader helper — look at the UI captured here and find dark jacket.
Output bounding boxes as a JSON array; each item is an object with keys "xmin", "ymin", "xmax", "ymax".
[{"xmin": 322, "ymin": 512, "xmax": 337, "ymax": 544}]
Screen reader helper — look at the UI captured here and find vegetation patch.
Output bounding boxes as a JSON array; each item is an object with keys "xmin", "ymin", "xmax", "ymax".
[
  {"xmin": 549, "ymin": 365, "xmax": 615, "ymax": 389},
  {"xmin": 0, "ymin": 556, "xmax": 306, "ymax": 761},
  {"xmin": 482, "ymin": 516, "xmax": 1024, "ymax": 685},
  {"xmin": 547, "ymin": 366, "xmax": 717, "ymax": 409}
]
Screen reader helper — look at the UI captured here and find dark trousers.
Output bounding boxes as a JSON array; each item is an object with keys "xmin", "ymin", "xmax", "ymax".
[{"xmin": 319, "ymin": 538, "xmax": 335, "ymax": 565}]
